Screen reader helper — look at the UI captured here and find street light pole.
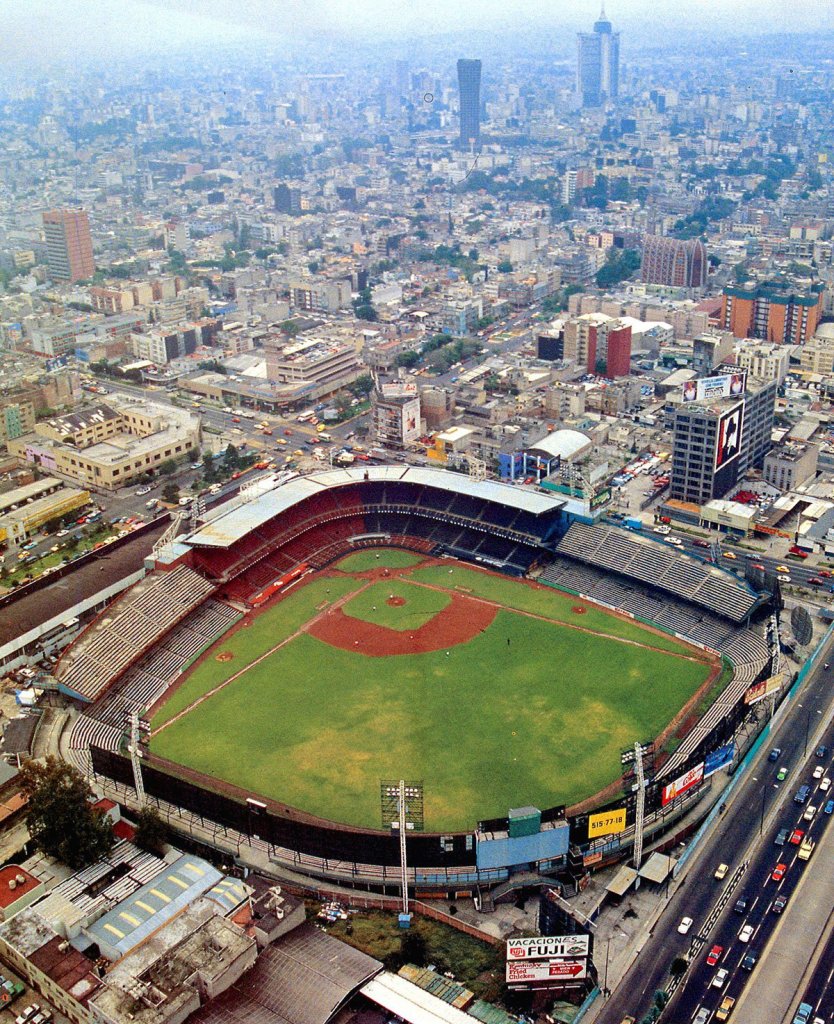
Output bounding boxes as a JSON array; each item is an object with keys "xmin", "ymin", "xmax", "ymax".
[{"xmin": 759, "ymin": 785, "xmax": 767, "ymax": 835}]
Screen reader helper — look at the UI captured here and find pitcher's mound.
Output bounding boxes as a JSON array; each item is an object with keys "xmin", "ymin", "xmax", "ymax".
[{"xmin": 387, "ymin": 596, "xmax": 406, "ymax": 607}]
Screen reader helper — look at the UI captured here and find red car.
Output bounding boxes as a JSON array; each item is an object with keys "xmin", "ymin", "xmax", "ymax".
[
  {"xmin": 752, "ymin": 563, "xmax": 765, "ymax": 570},
  {"xmin": 808, "ymin": 578, "xmax": 823, "ymax": 585},
  {"xmin": 819, "ymin": 570, "xmax": 832, "ymax": 578},
  {"xmin": 706, "ymin": 944, "xmax": 724, "ymax": 966},
  {"xmin": 789, "ymin": 829, "xmax": 804, "ymax": 845},
  {"xmin": 772, "ymin": 862, "xmax": 787, "ymax": 881}
]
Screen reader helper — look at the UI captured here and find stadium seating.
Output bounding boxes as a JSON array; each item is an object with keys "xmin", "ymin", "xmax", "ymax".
[
  {"xmin": 55, "ymin": 565, "xmax": 217, "ymax": 703},
  {"xmin": 68, "ymin": 598, "xmax": 241, "ymax": 760},
  {"xmin": 556, "ymin": 523, "xmax": 758, "ymax": 624}
]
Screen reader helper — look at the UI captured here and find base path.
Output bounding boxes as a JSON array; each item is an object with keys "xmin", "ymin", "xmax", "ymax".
[{"xmin": 308, "ymin": 590, "xmax": 497, "ymax": 655}]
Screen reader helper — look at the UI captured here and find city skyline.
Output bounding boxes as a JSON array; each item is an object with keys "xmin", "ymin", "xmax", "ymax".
[{"xmin": 2, "ymin": 0, "xmax": 831, "ymax": 66}]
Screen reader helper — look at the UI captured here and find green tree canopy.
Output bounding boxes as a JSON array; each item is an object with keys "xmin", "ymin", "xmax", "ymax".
[
  {"xmin": 134, "ymin": 806, "xmax": 168, "ymax": 856},
  {"xmin": 20, "ymin": 757, "xmax": 114, "ymax": 869}
]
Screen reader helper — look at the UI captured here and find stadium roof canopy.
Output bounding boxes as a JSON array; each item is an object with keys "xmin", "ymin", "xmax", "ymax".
[{"xmin": 186, "ymin": 465, "xmax": 565, "ymax": 549}]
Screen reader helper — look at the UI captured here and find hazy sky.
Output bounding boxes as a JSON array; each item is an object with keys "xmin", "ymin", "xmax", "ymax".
[{"xmin": 2, "ymin": 0, "xmax": 830, "ymax": 65}]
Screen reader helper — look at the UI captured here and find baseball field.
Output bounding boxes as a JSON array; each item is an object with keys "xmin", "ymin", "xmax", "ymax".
[{"xmin": 150, "ymin": 550, "xmax": 719, "ymax": 831}]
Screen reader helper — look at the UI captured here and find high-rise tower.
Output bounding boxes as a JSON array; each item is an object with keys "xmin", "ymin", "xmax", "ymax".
[
  {"xmin": 42, "ymin": 209, "xmax": 94, "ymax": 283},
  {"xmin": 577, "ymin": 5, "xmax": 620, "ymax": 108},
  {"xmin": 457, "ymin": 58, "xmax": 481, "ymax": 150}
]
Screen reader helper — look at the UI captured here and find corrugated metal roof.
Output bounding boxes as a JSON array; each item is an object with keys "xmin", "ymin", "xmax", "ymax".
[
  {"xmin": 86, "ymin": 855, "xmax": 224, "ymax": 958},
  {"xmin": 186, "ymin": 466, "xmax": 565, "ymax": 549},
  {"xmin": 362, "ymin": 972, "xmax": 476, "ymax": 1024}
]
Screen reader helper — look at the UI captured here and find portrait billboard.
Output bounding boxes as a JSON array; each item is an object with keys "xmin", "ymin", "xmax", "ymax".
[
  {"xmin": 715, "ymin": 403, "xmax": 744, "ymax": 469},
  {"xmin": 682, "ymin": 372, "xmax": 746, "ymax": 403}
]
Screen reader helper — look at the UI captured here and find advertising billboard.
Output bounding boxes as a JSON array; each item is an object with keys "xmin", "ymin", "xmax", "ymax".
[
  {"xmin": 506, "ymin": 960, "xmax": 588, "ymax": 984},
  {"xmin": 507, "ymin": 936, "xmax": 590, "ymax": 961},
  {"xmin": 744, "ymin": 674, "xmax": 782, "ymax": 706},
  {"xmin": 661, "ymin": 762, "xmax": 704, "ymax": 806},
  {"xmin": 715, "ymin": 403, "xmax": 744, "ymax": 469},
  {"xmin": 682, "ymin": 372, "xmax": 746, "ymax": 403},
  {"xmin": 587, "ymin": 808, "xmax": 627, "ymax": 839},
  {"xmin": 704, "ymin": 743, "xmax": 735, "ymax": 778},
  {"xmin": 401, "ymin": 396, "xmax": 421, "ymax": 444}
]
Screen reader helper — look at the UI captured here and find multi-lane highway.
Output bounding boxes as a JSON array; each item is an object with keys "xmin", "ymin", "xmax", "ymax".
[{"xmin": 597, "ymin": 649, "xmax": 834, "ymax": 1024}]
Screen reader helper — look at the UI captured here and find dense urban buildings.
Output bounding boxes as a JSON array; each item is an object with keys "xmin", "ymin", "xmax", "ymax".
[{"xmin": 720, "ymin": 280, "xmax": 824, "ymax": 344}]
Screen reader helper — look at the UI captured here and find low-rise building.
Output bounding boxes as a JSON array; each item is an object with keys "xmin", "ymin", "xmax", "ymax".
[
  {"xmin": 763, "ymin": 441, "xmax": 819, "ymax": 491},
  {"xmin": 8, "ymin": 398, "xmax": 200, "ymax": 491}
]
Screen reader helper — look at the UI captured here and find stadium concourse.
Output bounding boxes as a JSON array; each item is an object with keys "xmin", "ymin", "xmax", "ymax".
[{"xmin": 62, "ymin": 466, "xmax": 776, "ymax": 888}]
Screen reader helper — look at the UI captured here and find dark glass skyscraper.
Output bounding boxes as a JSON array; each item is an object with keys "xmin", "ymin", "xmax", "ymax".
[
  {"xmin": 577, "ymin": 6, "xmax": 620, "ymax": 107},
  {"xmin": 457, "ymin": 58, "xmax": 481, "ymax": 150}
]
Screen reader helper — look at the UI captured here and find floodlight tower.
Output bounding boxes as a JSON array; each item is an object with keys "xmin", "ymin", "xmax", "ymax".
[{"xmin": 632, "ymin": 742, "xmax": 646, "ymax": 889}]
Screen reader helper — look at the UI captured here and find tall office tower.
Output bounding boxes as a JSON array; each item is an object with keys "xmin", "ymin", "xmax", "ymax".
[
  {"xmin": 641, "ymin": 235, "xmax": 708, "ymax": 289},
  {"xmin": 42, "ymin": 209, "xmax": 94, "ymax": 283},
  {"xmin": 394, "ymin": 59, "xmax": 410, "ymax": 98},
  {"xmin": 457, "ymin": 58, "xmax": 482, "ymax": 150},
  {"xmin": 576, "ymin": 6, "xmax": 620, "ymax": 107}
]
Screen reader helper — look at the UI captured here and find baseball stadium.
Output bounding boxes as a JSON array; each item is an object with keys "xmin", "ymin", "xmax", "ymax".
[{"xmin": 61, "ymin": 465, "xmax": 777, "ymax": 894}]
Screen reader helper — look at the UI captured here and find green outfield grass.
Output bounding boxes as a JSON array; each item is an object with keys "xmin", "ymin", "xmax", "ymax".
[
  {"xmin": 151, "ymin": 575, "xmax": 361, "ymax": 727},
  {"xmin": 152, "ymin": 562, "xmax": 714, "ymax": 829},
  {"xmin": 342, "ymin": 580, "xmax": 450, "ymax": 631},
  {"xmin": 410, "ymin": 565, "xmax": 688, "ymax": 653},
  {"xmin": 335, "ymin": 549, "xmax": 424, "ymax": 571}
]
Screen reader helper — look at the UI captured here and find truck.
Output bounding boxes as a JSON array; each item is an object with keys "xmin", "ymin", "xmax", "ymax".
[
  {"xmin": 716, "ymin": 996, "xmax": 736, "ymax": 1021},
  {"xmin": 625, "ymin": 517, "xmax": 642, "ymax": 531}
]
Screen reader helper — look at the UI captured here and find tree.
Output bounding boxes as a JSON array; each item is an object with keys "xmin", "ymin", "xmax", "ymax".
[
  {"xmin": 396, "ymin": 350, "xmax": 420, "ymax": 369},
  {"xmin": 348, "ymin": 374, "xmax": 374, "ymax": 398},
  {"xmin": 400, "ymin": 931, "xmax": 428, "ymax": 967},
  {"xmin": 162, "ymin": 482, "xmax": 180, "ymax": 504},
  {"xmin": 19, "ymin": 757, "xmax": 114, "ymax": 868},
  {"xmin": 158, "ymin": 458, "xmax": 178, "ymax": 476},
  {"xmin": 497, "ymin": 260, "xmax": 513, "ymax": 273},
  {"xmin": 134, "ymin": 806, "xmax": 167, "ymax": 856},
  {"xmin": 223, "ymin": 443, "xmax": 241, "ymax": 470}
]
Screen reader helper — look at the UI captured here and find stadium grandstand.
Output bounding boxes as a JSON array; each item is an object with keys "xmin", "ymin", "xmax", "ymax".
[
  {"xmin": 54, "ymin": 565, "xmax": 216, "ymax": 702},
  {"xmin": 179, "ymin": 466, "xmax": 567, "ymax": 605}
]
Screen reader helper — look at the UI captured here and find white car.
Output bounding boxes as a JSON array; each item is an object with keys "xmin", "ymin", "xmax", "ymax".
[
  {"xmin": 677, "ymin": 916, "xmax": 693, "ymax": 935},
  {"xmin": 56, "ymin": 529, "xmax": 69, "ymax": 538},
  {"xmin": 738, "ymin": 924, "xmax": 754, "ymax": 943},
  {"xmin": 820, "ymin": 777, "xmax": 831, "ymax": 792},
  {"xmin": 777, "ymin": 574, "xmax": 791, "ymax": 582},
  {"xmin": 813, "ymin": 765, "xmax": 824, "ymax": 780},
  {"xmin": 804, "ymin": 805, "xmax": 817, "ymax": 822},
  {"xmin": 712, "ymin": 967, "xmax": 729, "ymax": 988},
  {"xmin": 136, "ymin": 485, "xmax": 152, "ymax": 495}
]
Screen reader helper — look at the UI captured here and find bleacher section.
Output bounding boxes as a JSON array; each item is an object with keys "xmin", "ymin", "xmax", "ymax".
[
  {"xmin": 556, "ymin": 523, "xmax": 758, "ymax": 624},
  {"xmin": 55, "ymin": 565, "xmax": 217, "ymax": 703},
  {"xmin": 69, "ymin": 599, "xmax": 240, "ymax": 763}
]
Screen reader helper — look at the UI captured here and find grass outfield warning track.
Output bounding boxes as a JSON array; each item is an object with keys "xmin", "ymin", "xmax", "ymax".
[{"xmin": 152, "ymin": 595, "xmax": 713, "ymax": 830}]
